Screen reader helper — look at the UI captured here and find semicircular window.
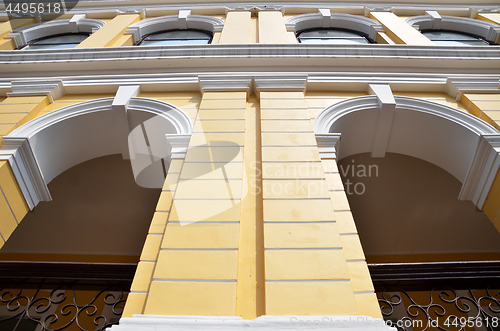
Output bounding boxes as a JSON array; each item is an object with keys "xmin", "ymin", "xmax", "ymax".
[
  {"xmin": 297, "ymin": 28, "xmax": 372, "ymax": 44},
  {"xmin": 139, "ymin": 29, "xmax": 212, "ymax": 46},
  {"xmin": 422, "ymin": 30, "xmax": 491, "ymax": 46},
  {"xmin": 23, "ymin": 33, "xmax": 89, "ymax": 50}
]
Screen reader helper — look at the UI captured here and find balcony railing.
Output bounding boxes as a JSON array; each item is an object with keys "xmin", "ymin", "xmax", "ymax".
[
  {"xmin": 370, "ymin": 261, "xmax": 500, "ymax": 331},
  {"xmin": 0, "ymin": 261, "xmax": 136, "ymax": 331}
]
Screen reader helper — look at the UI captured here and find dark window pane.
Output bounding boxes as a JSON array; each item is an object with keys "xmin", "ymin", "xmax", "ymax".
[
  {"xmin": 141, "ymin": 39, "xmax": 210, "ymax": 46},
  {"xmin": 300, "ymin": 38, "xmax": 369, "ymax": 44},
  {"xmin": 145, "ymin": 30, "xmax": 211, "ymax": 41},
  {"xmin": 33, "ymin": 34, "xmax": 88, "ymax": 44}
]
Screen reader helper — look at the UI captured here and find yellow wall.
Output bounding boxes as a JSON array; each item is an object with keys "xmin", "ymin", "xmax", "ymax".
[
  {"xmin": 76, "ymin": 14, "xmax": 140, "ymax": 48},
  {"xmin": 219, "ymin": 12, "xmax": 252, "ymax": 44},
  {"xmin": 369, "ymin": 12, "xmax": 434, "ymax": 45},
  {"xmin": 0, "ymin": 161, "xmax": 29, "ymax": 248},
  {"xmin": 258, "ymin": 11, "xmax": 289, "ymax": 43},
  {"xmin": 460, "ymin": 93, "xmax": 500, "ymax": 131}
]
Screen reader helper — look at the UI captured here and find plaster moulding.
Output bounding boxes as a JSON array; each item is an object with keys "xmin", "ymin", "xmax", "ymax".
[
  {"xmin": 6, "ymin": 17, "xmax": 105, "ymax": 48},
  {"xmin": 125, "ymin": 14, "xmax": 224, "ymax": 43},
  {"xmin": 7, "ymin": 79, "xmax": 65, "ymax": 103},
  {"xmin": 314, "ymin": 95, "xmax": 499, "ymax": 209},
  {"xmin": 445, "ymin": 77, "xmax": 500, "ymax": 100},
  {"xmin": 285, "ymin": 12, "xmax": 383, "ymax": 40},
  {"xmin": 406, "ymin": 14, "xmax": 500, "ymax": 44},
  {"xmin": 5, "ymin": 97, "xmax": 192, "ymax": 210},
  {"xmin": 0, "ymin": 137, "xmax": 51, "ymax": 210},
  {"xmin": 459, "ymin": 134, "xmax": 500, "ymax": 209}
]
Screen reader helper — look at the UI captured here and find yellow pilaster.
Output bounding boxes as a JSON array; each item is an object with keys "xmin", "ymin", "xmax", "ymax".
[
  {"xmin": 476, "ymin": 13, "xmax": 500, "ymax": 26},
  {"xmin": 258, "ymin": 11, "xmax": 289, "ymax": 44},
  {"xmin": 235, "ymin": 95, "xmax": 265, "ymax": 319},
  {"xmin": 0, "ymin": 161, "xmax": 29, "ymax": 248},
  {"xmin": 76, "ymin": 14, "xmax": 140, "ymax": 48},
  {"xmin": 140, "ymin": 91, "xmax": 247, "ymax": 316},
  {"xmin": 0, "ymin": 96, "xmax": 50, "ymax": 145},
  {"xmin": 260, "ymin": 91, "xmax": 378, "ymax": 316},
  {"xmin": 369, "ymin": 12, "xmax": 435, "ymax": 45},
  {"xmin": 219, "ymin": 12, "xmax": 252, "ymax": 44}
]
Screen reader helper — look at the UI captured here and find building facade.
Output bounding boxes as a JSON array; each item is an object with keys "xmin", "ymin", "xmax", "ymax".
[{"xmin": 0, "ymin": 0, "xmax": 499, "ymax": 330}]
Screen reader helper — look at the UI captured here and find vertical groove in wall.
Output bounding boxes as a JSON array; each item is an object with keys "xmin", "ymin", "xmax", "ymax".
[{"xmin": 235, "ymin": 93, "xmax": 265, "ymax": 319}]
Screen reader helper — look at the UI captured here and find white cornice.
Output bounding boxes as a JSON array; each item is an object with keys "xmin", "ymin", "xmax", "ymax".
[
  {"xmin": 199, "ymin": 75, "xmax": 252, "ymax": 92},
  {"xmin": 8, "ymin": 79, "xmax": 65, "ymax": 102},
  {"xmin": 445, "ymin": 77, "xmax": 500, "ymax": 100},
  {"xmin": 1, "ymin": 44, "xmax": 500, "ymax": 77},
  {"xmin": 165, "ymin": 134, "xmax": 191, "ymax": 159}
]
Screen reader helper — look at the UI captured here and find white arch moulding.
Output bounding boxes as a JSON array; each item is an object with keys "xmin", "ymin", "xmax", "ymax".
[
  {"xmin": 314, "ymin": 95, "xmax": 500, "ymax": 209},
  {"xmin": 6, "ymin": 17, "xmax": 105, "ymax": 48},
  {"xmin": 0, "ymin": 97, "xmax": 193, "ymax": 210},
  {"xmin": 125, "ymin": 12, "xmax": 224, "ymax": 44},
  {"xmin": 285, "ymin": 12, "xmax": 384, "ymax": 41},
  {"xmin": 406, "ymin": 14, "xmax": 500, "ymax": 44}
]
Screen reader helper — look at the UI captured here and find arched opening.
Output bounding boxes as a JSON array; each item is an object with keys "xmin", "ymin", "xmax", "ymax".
[
  {"xmin": 315, "ymin": 96, "xmax": 500, "ymax": 327},
  {"xmin": 0, "ymin": 98, "xmax": 192, "ymax": 330}
]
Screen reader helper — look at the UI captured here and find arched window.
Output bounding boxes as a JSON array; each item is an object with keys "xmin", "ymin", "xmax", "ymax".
[
  {"xmin": 297, "ymin": 28, "xmax": 372, "ymax": 44},
  {"xmin": 7, "ymin": 18, "xmax": 104, "ymax": 49},
  {"xmin": 421, "ymin": 30, "xmax": 492, "ymax": 46},
  {"xmin": 137, "ymin": 29, "xmax": 212, "ymax": 46},
  {"xmin": 21, "ymin": 33, "xmax": 90, "ymax": 50}
]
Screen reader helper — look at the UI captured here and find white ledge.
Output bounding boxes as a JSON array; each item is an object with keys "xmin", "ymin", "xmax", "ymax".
[{"xmin": 107, "ymin": 315, "xmax": 395, "ymax": 331}]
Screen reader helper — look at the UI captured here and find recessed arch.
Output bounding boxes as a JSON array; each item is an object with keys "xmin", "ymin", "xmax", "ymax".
[
  {"xmin": 126, "ymin": 15, "xmax": 224, "ymax": 44},
  {"xmin": 285, "ymin": 13, "xmax": 384, "ymax": 41},
  {"xmin": 314, "ymin": 95, "xmax": 500, "ymax": 208},
  {"xmin": 6, "ymin": 18, "xmax": 105, "ymax": 49},
  {"xmin": 4, "ymin": 97, "xmax": 192, "ymax": 208},
  {"xmin": 406, "ymin": 15, "xmax": 500, "ymax": 44}
]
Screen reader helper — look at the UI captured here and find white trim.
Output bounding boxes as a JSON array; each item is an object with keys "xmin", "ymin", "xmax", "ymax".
[
  {"xmin": 125, "ymin": 14, "xmax": 224, "ymax": 44},
  {"xmin": 199, "ymin": 75, "xmax": 252, "ymax": 92},
  {"xmin": 315, "ymin": 133, "xmax": 341, "ymax": 159},
  {"xmin": 108, "ymin": 315, "xmax": 394, "ymax": 331},
  {"xmin": 254, "ymin": 75, "xmax": 307, "ymax": 94},
  {"xmin": 314, "ymin": 95, "xmax": 499, "ymax": 208},
  {"xmin": 112, "ymin": 85, "xmax": 141, "ymax": 159},
  {"xmin": 368, "ymin": 84, "xmax": 396, "ymax": 157},
  {"xmin": 6, "ymin": 97, "xmax": 192, "ymax": 208},
  {"xmin": 6, "ymin": 18, "xmax": 105, "ymax": 48},
  {"xmin": 445, "ymin": 77, "xmax": 500, "ymax": 100},
  {"xmin": 0, "ymin": 137, "xmax": 51, "ymax": 210},
  {"xmin": 165, "ymin": 134, "xmax": 191, "ymax": 159},
  {"xmin": 7, "ymin": 79, "xmax": 65, "ymax": 103},
  {"xmin": 406, "ymin": 15, "xmax": 500, "ymax": 44},
  {"xmin": 285, "ymin": 12, "xmax": 384, "ymax": 40},
  {"xmin": 459, "ymin": 134, "xmax": 500, "ymax": 208}
]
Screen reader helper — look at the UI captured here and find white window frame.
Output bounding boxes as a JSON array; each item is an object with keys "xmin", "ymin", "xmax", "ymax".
[
  {"xmin": 406, "ymin": 14, "xmax": 500, "ymax": 44},
  {"xmin": 6, "ymin": 16, "xmax": 105, "ymax": 49},
  {"xmin": 285, "ymin": 11, "xmax": 384, "ymax": 42},
  {"xmin": 125, "ymin": 11, "xmax": 224, "ymax": 45}
]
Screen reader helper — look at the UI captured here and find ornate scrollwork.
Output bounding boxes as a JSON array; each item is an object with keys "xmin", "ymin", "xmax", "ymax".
[
  {"xmin": 378, "ymin": 286, "xmax": 500, "ymax": 331},
  {"xmin": 0, "ymin": 285, "xmax": 127, "ymax": 331}
]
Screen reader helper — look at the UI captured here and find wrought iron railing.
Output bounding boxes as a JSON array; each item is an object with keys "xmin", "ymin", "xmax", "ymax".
[
  {"xmin": 0, "ymin": 261, "xmax": 136, "ymax": 331},
  {"xmin": 370, "ymin": 261, "xmax": 500, "ymax": 331}
]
